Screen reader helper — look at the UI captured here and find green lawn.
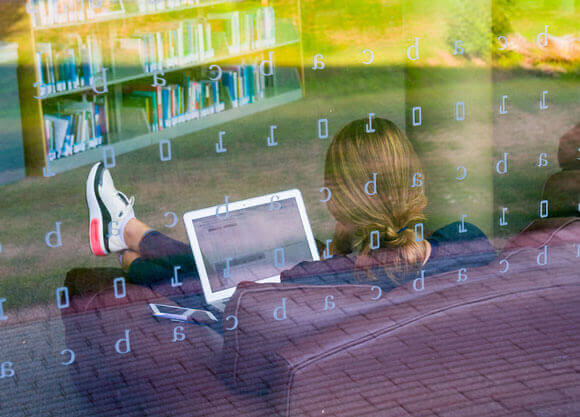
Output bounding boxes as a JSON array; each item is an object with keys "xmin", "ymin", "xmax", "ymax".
[{"xmin": 0, "ymin": 0, "xmax": 578, "ymax": 310}]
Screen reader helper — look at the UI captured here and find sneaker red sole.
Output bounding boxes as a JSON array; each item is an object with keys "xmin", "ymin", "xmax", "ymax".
[
  {"xmin": 87, "ymin": 163, "xmax": 109, "ymax": 256},
  {"xmin": 90, "ymin": 218, "xmax": 106, "ymax": 256}
]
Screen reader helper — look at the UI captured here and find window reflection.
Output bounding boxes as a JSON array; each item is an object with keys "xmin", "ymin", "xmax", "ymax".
[{"xmin": 0, "ymin": 0, "xmax": 578, "ymax": 416}]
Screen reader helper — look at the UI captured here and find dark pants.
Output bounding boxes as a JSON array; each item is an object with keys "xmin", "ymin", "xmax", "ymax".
[
  {"xmin": 125, "ymin": 231, "xmax": 227, "ymax": 331},
  {"xmin": 128, "ymin": 230, "xmax": 198, "ymax": 287}
]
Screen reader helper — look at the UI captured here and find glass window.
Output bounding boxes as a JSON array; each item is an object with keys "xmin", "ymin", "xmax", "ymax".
[{"xmin": 0, "ymin": 0, "xmax": 578, "ymax": 415}]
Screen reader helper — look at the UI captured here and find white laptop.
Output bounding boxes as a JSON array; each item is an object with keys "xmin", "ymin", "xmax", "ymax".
[{"xmin": 183, "ymin": 189, "xmax": 320, "ymax": 311}]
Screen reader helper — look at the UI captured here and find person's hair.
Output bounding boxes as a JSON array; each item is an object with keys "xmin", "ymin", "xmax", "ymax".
[{"xmin": 324, "ymin": 117, "xmax": 429, "ymax": 272}]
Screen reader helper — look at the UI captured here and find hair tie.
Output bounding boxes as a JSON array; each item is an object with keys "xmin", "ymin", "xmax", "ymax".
[{"xmin": 396, "ymin": 226, "xmax": 408, "ymax": 234}]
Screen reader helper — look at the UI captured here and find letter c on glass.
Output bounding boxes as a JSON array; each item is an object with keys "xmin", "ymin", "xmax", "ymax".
[
  {"xmin": 60, "ymin": 349, "xmax": 75, "ymax": 366},
  {"xmin": 362, "ymin": 49, "xmax": 374, "ymax": 65},
  {"xmin": 499, "ymin": 259, "xmax": 509, "ymax": 273},
  {"xmin": 497, "ymin": 35, "xmax": 508, "ymax": 50},
  {"xmin": 320, "ymin": 187, "xmax": 331, "ymax": 203},
  {"xmin": 164, "ymin": 211, "xmax": 178, "ymax": 228},
  {"xmin": 209, "ymin": 64, "xmax": 222, "ymax": 81},
  {"xmin": 225, "ymin": 315, "xmax": 238, "ymax": 331}
]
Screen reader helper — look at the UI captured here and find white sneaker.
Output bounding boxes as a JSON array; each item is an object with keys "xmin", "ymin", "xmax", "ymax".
[{"xmin": 86, "ymin": 162, "xmax": 135, "ymax": 256}]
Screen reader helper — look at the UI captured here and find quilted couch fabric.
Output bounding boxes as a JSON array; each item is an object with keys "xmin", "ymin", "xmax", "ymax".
[{"xmin": 61, "ymin": 218, "xmax": 579, "ymax": 416}]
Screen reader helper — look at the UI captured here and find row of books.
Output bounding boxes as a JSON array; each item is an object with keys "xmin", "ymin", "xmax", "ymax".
[
  {"xmin": 209, "ymin": 7, "xmax": 276, "ymax": 54},
  {"xmin": 221, "ymin": 64, "xmax": 266, "ymax": 107},
  {"xmin": 115, "ymin": 18, "xmax": 214, "ymax": 74},
  {"xmin": 28, "ymin": 0, "xmax": 125, "ymax": 28},
  {"xmin": 36, "ymin": 35, "xmax": 104, "ymax": 96},
  {"xmin": 35, "ymin": 7, "xmax": 278, "ymax": 95},
  {"xmin": 44, "ymin": 97, "xmax": 108, "ymax": 160},
  {"xmin": 27, "ymin": 0, "xmax": 213, "ymax": 28},
  {"xmin": 127, "ymin": 78, "xmax": 223, "ymax": 132},
  {"xmin": 42, "ymin": 60, "xmax": 275, "ymax": 156},
  {"xmin": 125, "ymin": 63, "xmax": 268, "ymax": 132},
  {"xmin": 115, "ymin": 7, "xmax": 276, "ymax": 74},
  {"xmin": 134, "ymin": 0, "xmax": 202, "ymax": 13}
]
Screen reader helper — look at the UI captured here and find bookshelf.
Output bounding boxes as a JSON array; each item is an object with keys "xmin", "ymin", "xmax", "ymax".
[
  {"xmin": 0, "ymin": 42, "xmax": 26, "ymax": 185},
  {"xmin": 50, "ymin": 89, "xmax": 301, "ymax": 173},
  {"xmin": 31, "ymin": 0, "xmax": 242, "ymax": 31},
  {"xmin": 18, "ymin": 0, "xmax": 305, "ymax": 176}
]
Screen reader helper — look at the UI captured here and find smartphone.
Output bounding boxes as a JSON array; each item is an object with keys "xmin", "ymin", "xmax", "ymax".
[{"xmin": 149, "ymin": 303, "xmax": 218, "ymax": 324}]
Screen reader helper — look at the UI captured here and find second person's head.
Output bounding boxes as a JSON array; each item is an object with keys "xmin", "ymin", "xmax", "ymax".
[{"xmin": 324, "ymin": 117, "xmax": 429, "ymax": 267}]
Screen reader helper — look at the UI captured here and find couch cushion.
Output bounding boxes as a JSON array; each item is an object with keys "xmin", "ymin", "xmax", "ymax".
[
  {"xmin": 269, "ymin": 270, "xmax": 580, "ymax": 416},
  {"xmin": 220, "ymin": 222, "xmax": 497, "ymax": 394},
  {"xmin": 219, "ymin": 218, "xmax": 578, "ymax": 410},
  {"xmin": 266, "ymin": 237, "xmax": 580, "ymax": 416},
  {"xmin": 259, "ymin": 219, "xmax": 580, "ymax": 416},
  {"xmin": 220, "ymin": 281, "xmax": 394, "ymax": 393},
  {"xmin": 62, "ymin": 283, "xmax": 277, "ymax": 416}
]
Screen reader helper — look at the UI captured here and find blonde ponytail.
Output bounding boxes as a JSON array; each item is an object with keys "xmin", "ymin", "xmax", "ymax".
[{"xmin": 324, "ymin": 118, "xmax": 429, "ymax": 276}]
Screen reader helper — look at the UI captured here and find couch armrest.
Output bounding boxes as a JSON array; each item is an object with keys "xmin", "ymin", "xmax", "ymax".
[
  {"xmin": 267, "ymin": 309, "xmax": 394, "ymax": 416},
  {"xmin": 219, "ymin": 281, "xmax": 387, "ymax": 393},
  {"xmin": 62, "ymin": 283, "xmax": 224, "ymax": 415},
  {"xmin": 219, "ymin": 273, "xmax": 476, "ymax": 394},
  {"xmin": 219, "ymin": 266, "xmax": 502, "ymax": 394}
]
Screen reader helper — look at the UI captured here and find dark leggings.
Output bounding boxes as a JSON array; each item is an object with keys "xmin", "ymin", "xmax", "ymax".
[
  {"xmin": 127, "ymin": 230, "xmax": 226, "ymax": 331},
  {"xmin": 128, "ymin": 230, "xmax": 198, "ymax": 286}
]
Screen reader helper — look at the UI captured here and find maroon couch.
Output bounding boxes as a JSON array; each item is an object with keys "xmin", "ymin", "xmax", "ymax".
[{"xmin": 62, "ymin": 218, "xmax": 580, "ymax": 416}]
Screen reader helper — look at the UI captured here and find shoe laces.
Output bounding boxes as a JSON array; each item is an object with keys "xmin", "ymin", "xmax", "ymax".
[
  {"xmin": 118, "ymin": 192, "xmax": 135, "ymax": 215},
  {"xmin": 110, "ymin": 192, "xmax": 135, "ymax": 237}
]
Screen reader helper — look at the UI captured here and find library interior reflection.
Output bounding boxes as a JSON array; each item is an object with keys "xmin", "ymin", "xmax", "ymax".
[{"xmin": 0, "ymin": 0, "xmax": 578, "ymax": 416}]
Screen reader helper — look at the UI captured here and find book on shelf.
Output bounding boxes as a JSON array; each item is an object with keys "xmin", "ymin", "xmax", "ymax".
[
  {"xmin": 26, "ymin": 0, "xmax": 213, "ymax": 28},
  {"xmin": 134, "ymin": 0, "xmax": 201, "ymax": 13},
  {"xmin": 254, "ymin": 7, "xmax": 276, "ymax": 49},
  {"xmin": 114, "ymin": 18, "xmax": 213, "ymax": 76},
  {"xmin": 207, "ymin": 6, "xmax": 275, "ymax": 55},
  {"xmin": 35, "ymin": 35, "xmax": 104, "ymax": 96},
  {"xmin": 44, "ymin": 96, "xmax": 109, "ymax": 160},
  {"xmin": 221, "ymin": 63, "xmax": 269, "ymax": 107},
  {"xmin": 120, "ymin": 61, "xmax": 273, "ymax": 134},
  {"xmin": 125, "ymin": 75, "xmax": 223, "ymax": 131},
  {"xmin": 27, "ymin": 0, "xmax": 125, "ymax": 28}
]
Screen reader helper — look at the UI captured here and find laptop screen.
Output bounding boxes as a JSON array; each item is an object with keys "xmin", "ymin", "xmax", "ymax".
[{"xmin": 190, "ymin": 197, "xmax": 315, "ymax": 292}]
